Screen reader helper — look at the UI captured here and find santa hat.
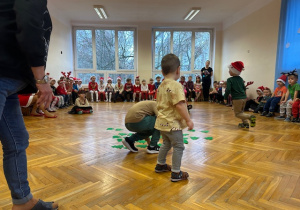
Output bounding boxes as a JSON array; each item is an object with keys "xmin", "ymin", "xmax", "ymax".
[
  {"xmin": 77, "ymin": 78, "xmax": 82, "ymax": 82},
  {"xmin": 99, "ymin": 77, "xmax": 104, "ymax": 81},
  {"xmin": 90, "ymin": 76, "xmax": 96, "ymax": 80},
  {"xmin": 135, "ymin": 76, "xmax": 140, "ymax": 80},
  {"xmin": 107, "ymin": 77, "xmax": 112, "ymax": 82},
  {"xmin": 220, "ymin": 80, "xmax": 224, "ymax": 84},
  {"xmin": 277, "ymin": 74, "xmax": 287, "ymax": 84},
  {"xmin": 256, "ymin": 86, "xmax": 265, "ymax": 93},
  {"xmin": 228, "ymin": 61, "xmax": 245, "ymax": 75},
  {"xmin": 117, "ymin": 76, "xmax": 122, "ymax": 81}
]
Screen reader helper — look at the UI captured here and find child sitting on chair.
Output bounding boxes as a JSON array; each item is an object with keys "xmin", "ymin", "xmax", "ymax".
[
  {"xmin": 261, "ymin": 74, "xmax": 287, "ymax": 117},
  {"xmin": 69, "ymin": 90, "xmax": 93, "ymax": 114},
  {"xmin": 105, "ymin": 77, "xmax": 114, "ymax": 103},
  {"xmin": 89, "ymin": 76, "xmax": 99, "ymax": 102},
  {"xmin": 98, "ymin": 77, "xmax": 106, "ymax": 102},
  {"xmin": 254, "ymin": 87, "xmax": 272, "ymax": 113},
  {"xmin": 275, "ymin": 70, "xmax": 300, "ymax": 122},
  {"xmin": 148, "ymin": 78, "xmax": 155, "ymax": 100},
  {"xmin": 141, "ymin": 79, "xmax": 149, "ymax": 101},
  {"xmin": 133, "ymin": 76, "xmax": 141, "ymax": 102}
]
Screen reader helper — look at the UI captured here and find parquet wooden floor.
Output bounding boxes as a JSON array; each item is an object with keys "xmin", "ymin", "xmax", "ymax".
[{"xmin": 1, "ymin": 102, "xmax": 300, "ymax": 210}]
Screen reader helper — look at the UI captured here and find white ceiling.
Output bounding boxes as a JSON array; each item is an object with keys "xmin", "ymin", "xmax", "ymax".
[{"xmin": 50, "ymin": 0, "xmax": 271, "ymax": 25}]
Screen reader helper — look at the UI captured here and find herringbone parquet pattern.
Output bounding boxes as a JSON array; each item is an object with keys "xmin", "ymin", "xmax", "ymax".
[{"xmin": 1, "ymin": 102, "xmax": 300, "ymax": 209}]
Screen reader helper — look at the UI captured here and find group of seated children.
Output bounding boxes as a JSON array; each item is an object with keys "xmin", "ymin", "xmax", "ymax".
[
  {"xmin": 245, "ymin": 70, "xmax": 300, "ymax": 123},
  {"xmin": 88, "ymin": 76, "xmax": 161, "ymax": 103},
  {"xmin": 87, "ymin": 75, "xmax": 207, "ymax": 103}
]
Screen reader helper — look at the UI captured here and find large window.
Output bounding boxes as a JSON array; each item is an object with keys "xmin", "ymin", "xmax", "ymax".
[
  {"xmin": 153, "ymin": 29, "xmax": 213, "ymax": 77},
  {"xmin": 74, "ymin": 27, "xmax": 137, "ymax": 84}
]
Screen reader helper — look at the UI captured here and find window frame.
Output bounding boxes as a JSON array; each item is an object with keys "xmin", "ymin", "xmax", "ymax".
[
  {"xmin": 73, "ymin": 26, "xmax": 137, "ymax": 84},
  {"xmin": 152, "ymin": 28, "xmax": 214, "ymax": 78}
]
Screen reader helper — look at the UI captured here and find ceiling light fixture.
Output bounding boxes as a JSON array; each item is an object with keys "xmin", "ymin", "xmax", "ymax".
[
  {"xmin": 94, "ymin": 5, "xmax": 108, "ymax": 19},
  {"xmin": 184, "ymin": 8, "xmax": 201, "ymax": 21}
]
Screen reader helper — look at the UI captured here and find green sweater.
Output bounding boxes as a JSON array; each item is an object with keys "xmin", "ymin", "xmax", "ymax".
[{"xmin": 224, "ymin": 76, "xmax": 247, "ymax": 100}]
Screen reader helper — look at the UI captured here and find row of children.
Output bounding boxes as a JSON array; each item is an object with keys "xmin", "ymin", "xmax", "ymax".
[
  {"xmin": 88, "ymin": 76, "xmax": 160, "ymax": 103},
  {"xmin": 87, "ymin": 75, "xmax": 206, "ymax": 103},
  {"xmin": 233, "ymin": 70, "xmax": 300, "ymax": 123}
]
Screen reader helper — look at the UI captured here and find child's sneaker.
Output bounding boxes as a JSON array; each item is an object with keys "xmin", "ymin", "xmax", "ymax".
[
  {"xmin": 284, "ymin": 117, "xmax": 291, "ymax": 122},
  {"xmin": 266, "ymin": 112, "xmax": 274, "ymax": 117},
  {"xmin": 147, "ymin": 145, "xmax": 160, "ymax": 154},
  {"xmin": 171, "ymin": 171, "xmax": 189, "ymax": 182},
  {"xmin": 249, "ymin": 115, "xmax": 256, "ymax": 127},
  {"xmin": 260, "ymin": 111, "xmax": 267, "ymax": 116},
  {"xmin": 291, "ymin": 118, "xmax": 298, "ymax": 123},
  {"xmin": 238, "ymin": 123, "xmax": 249, "ymax": 128},
  {"xmin": 122, "ymin": 137, "xmax": 138, "ymax": 153},
  {"xmin": 275, "ymin": 115, "xmax": 285, "ymax": 120},
  {"xmin": 155, "ymin": 164, "xmax": 171, "ymax": 173}
]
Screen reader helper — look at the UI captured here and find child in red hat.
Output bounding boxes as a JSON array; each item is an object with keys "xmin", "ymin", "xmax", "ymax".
[
  {"xmin": 224, "ymin": 61, "xmax": 256, "ymax": 128},
  {"xmin": 261, "ymin": 73, "xmax": 288, "ymax": 117}
]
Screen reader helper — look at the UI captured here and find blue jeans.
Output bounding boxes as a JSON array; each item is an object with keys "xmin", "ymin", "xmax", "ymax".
[
  {"xmin": 263, "ymin": 97, "xmax": 281, "ymax": 113},
  {"xmin": 125, "ymin": 116, "xmax": 160, "ymax": 147},
  {"xmin": 0, "ymin": 77, "xmax": 33, "ymax": 204}
]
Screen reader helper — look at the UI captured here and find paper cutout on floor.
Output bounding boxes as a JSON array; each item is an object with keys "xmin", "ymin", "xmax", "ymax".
[
  {"xmin": 127, "ymin": 133, "xmax": 133, "ymax": 136},
  {"xmin": 112, "ymin": 145, "xmax": 123, "ymax": 149},
  {"xmin": 201, "ymin": 130, "xmax": 209, "ymax": 133},
  {"xmin": 184, "ymin": 139, "xmax": 189, "ymax": 144},
  {"xmin": 183, "ymin": 134, "xmax": 189, "ymax": 136},
  {"xmin": 137, "ymin": 140, "xmax": 147, "ymax": 144},
  {"xmin": 123, "ymin": 147, "xmax": 127, "ymax": 149},
  {"xmin": 117, "ymin": 139, "xmax": 123, "ymax": 142},
  {"xmin": 115, "ymin": 128, "xmax": 123, "ymax": 131},
  {"xmin": 158, "ymin": 143, "xmax": 162, "ymax": 147},
  {"xmin": 183, "ymin": 137, "xmax": 188, "ymax": 141},
  {"xmin": 113, "ymin": 136, "xmax": 121, "ymax": 138},
  {"xmin": 190, "ymin": 137, "xmax": 199, "ymax": 140},
  {"xmin": 107, "ymin": 128, "xmax": 114, "ymax": 130},
  {"xmin": 204, "ymin": 137, "xmax": 213, "ymax": 140},
  {"xmin": 188, "ymin": 129, "xmax": 196, "ymax": 132},
  {"xmin": 136, "ymin": 145, "xmax": 148, "ymax": 148},
  {"xmin": 119, "ymin": 133, "xmax": 128, "ymax": 136}
]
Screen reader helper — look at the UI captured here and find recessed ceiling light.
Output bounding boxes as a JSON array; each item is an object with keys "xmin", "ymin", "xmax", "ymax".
[
  {"xmin": 94, "ymin": 5, "xmax": 108, "ymax": 20},
  {"xmin": 184, "ymin": 8, "xmax": 201, "ymax": 21}
]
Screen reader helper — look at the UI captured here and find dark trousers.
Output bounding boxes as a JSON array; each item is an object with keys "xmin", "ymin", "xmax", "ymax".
[
  {"xmin": 244, "ymin": 100, "xmax": 259, "ymax": 111},
  {"xmin": 72, "ymin": 92, "xmax": 78, "ymax": 104},
  {"xmin": 263, "ymin": 97, "xmax": 281, "ymax": 113},
  {"xmin": 114, "ymin": 91, "xmax": 124, "ymax": 102},
  {"xmin": 202, "ymin": 81, "xmax": 211, "ymax": 101},
  {"xmin": 124, "ymin": 91, "xmax": 133, "ymax": 101},
  {"xmin": 186, "ymin": 90, "xmax": 195, "ymax": 100}
]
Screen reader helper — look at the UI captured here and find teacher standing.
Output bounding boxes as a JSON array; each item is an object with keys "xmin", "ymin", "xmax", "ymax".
[{"xmin": 201, "ymin": 60, "xmax": 213, "ymax": 101}]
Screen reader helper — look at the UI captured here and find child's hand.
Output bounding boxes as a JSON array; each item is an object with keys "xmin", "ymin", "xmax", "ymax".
[
  {"xmin": 289, "ymin": 101, "xmax": 294, "ymax": 105},
  {"xmin": 186, "ymin": 120, "xmax": 194, "ymax": 130},
  {"xmin": 296, "ymin": 98, "xmax": 300, "ymax": 101},
  {"xmin": 280, "ymin": 101, "xmax": 286, "ymax": 104}
]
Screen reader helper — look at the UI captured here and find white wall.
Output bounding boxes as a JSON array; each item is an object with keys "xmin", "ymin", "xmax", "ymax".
[
  {"xmin": 221, "ymin": 0, "xmax": 281, "ymax": 98},
  {"xmin": 46, "ymin": 4, "xmax": 73, "ymax": 81}
]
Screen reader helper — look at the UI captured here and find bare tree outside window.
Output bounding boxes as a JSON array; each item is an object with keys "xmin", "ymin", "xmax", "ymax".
[
  {"xmin": 118, "ymin": 31, "xmax": 135, "ymax": 70},
  {"xmin": 76, "ymin": 30, "xmax": 93, "ymax": 69},
  {"xmin": 173, "ymin": 31, "xmax": 192, "ymax": 71},
  {"xmin": 96, "ymin": 30, "xmax": 115, "ymax": 70},
  {"xmin": 194, "ymin": 32, "xmax": 210, "ymax": 70},
  {"xmin": 155, "ymin": 31, "xmax": 171, "ymax": 70},
  {"xmin": 109, "ymin": 73, "xmax": 135, "ymax": 85},
  {"xmin": 77, "ymin": 73, "xmax": 104, "ymax": 84}
]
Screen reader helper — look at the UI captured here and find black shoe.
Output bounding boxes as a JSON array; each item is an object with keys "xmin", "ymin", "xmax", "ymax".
[
  {"xmin": 297, "ymin": 118, "xmax": 300, "ymax": 123},
  {"xmin": 122, "ymin": 137, "xmax": 138, "ymax": 153},
  {"xmin": 155, "ymin": 164, "xmax": 171, "ymax": 173},
  {"xmin": 292, "ymin": 118, "xmax": 298, "ymax": 123},
  {"xmin": 171, "ymin": 171, "xmax": 189, "ymax": 182},
  {"xmin": 261, "ymin": 111, "xmax": 267, "ymax": 116},
  {"xmin": 147, "ymin": 145, "xmax": 160, "ymax": 154},
  {"xmin": 266, "ymin": 112, "xmax": 274, "ymax": 117}
]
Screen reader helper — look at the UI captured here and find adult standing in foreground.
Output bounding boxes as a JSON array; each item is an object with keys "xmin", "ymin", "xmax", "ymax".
[
  {"xmin": 0, "ymin": 0, "xmax": 58, "ymax": 209},
  {"xmin": 201, "ymin": 60, "xmax": 214, "ymax": 101}
]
